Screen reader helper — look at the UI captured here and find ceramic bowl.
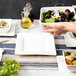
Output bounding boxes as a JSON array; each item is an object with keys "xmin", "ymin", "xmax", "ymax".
[
  {"xmin": 40, "ymin": 7, "xmax": 75, "ymax": 26},
  {"xmin": 63, "ymin": 50, "xmax": 76, "ymax": 72}
]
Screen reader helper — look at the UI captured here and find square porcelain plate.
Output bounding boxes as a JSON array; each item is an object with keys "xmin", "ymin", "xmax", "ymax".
[
  {"xmin": 15, "ymin": 33, "xmax": 56, "ymax": 55},
  {"xmin": 40, "ymin": 6, "xmax": 75, "ymax": 26},
  {"xmin": 0, "ymin": 19, "xmax": 15, "ymax": 36},
  {"xmin": 0, "ymin": 19, "xmax": 12, "ymax": 33},
  {"xmin": 57, "ymin": 56, "xmax": 76, "ymax": 76}
]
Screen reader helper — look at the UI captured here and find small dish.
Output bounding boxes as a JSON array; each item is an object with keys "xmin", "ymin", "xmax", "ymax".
[
  {"xmin": 0, "ymin": 22, "xmax": 15, "ymax": 36},
  {"xmin": 0, "ymin": 19, "xmax": 12, "ymax": 33},
  {"xmin": 63, "ymin": 50, "xmax": 76, "ymax": 72}
]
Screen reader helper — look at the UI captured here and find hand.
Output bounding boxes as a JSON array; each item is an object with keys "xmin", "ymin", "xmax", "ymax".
[
  {"xmin": 42, "ymin": 5, "xmax": 76, "ymax": 37},
  {"xmin": 72, "ymin": 5, "xmax": 76, "ymax": 13},
  {"xmin": 42, "ymin": 23, "xmax": 67, "ymax": 36}
]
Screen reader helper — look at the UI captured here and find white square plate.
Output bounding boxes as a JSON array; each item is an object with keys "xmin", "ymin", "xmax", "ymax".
[
  {"xmin": 57, "ymin": 56, "xmax": 76, "ymax": 76},
  {"xmin": 15, "ymin": 33, "xmax": 56, "ymax": 55},
  {"xmin": 0, "ymin": 19, "xmax": 12, "ymax": 33},
  {"xmin": 0, "ymin": 19, "xmax": 15, "ymax": 36}
]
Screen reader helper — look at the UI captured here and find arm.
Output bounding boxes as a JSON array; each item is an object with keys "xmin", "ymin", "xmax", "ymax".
[
  {"xmin": 42, "ymin": 22, "xmax": 76, "ymax": 36},
  {"xmin": 64, "ymin": 22, "xmax": 76, "ymax": 34}
]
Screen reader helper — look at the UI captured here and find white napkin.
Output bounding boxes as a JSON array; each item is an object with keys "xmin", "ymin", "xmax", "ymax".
[
  {"xmin": 57, "ymin": 56, "xmax": 76, "ymax": 76},
  {"xmin": 0, "ymin": 48, "xmax": 4, "ymax": 61}
]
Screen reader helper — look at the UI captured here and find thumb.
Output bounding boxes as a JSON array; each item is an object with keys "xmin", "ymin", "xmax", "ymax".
[{"xmin": 72, "ymin": 5, "xmax": 76, "ymax": 9}]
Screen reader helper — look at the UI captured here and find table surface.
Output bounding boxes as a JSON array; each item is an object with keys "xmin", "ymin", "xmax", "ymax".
[
  {"xmin": 16, "ymin": 70, "xmax": 59, "ymax": 76},
  {"xmin": 0, "ymin": 19, "xmax": 76, "ymax": 76}
]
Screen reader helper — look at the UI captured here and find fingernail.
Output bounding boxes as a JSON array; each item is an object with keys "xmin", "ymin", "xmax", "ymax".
[{"xmin": 43, "ymin": 25, "xmax": 46, "ymax": 27}]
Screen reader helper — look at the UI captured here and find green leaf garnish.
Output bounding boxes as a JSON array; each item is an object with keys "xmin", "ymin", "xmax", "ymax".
[
  {"xmin": 71, "ymin": 16, "xmax": 75, "ymax": 20},
  {"xmin": 65, "ymin": 52, "xmax": 71, "ymax": 56},
  {"xmin": 45, "ymin": 18, "xmax": 55, "ymax": 23}
]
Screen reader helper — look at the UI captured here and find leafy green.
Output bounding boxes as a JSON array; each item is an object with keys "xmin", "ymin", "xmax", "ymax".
[
  {"xmin": 42, "ymin": 12, "xmax": 47, "ymax": 17},
  {"xmin": 42, "ymin": 11, "xmax": 49, "ymax": 17},
  {"xmin": 72, "ymin": 60, "xmax": 76, "ymax": 65},
  {"xmin": 0, "ymin": 57, "xmax": 21, "ymax": 76},
  {"xmin": 65, "ymin": 52, "xmax": 71, "ymax": 56},
  {"xmin": 71, "ymin": 16, "xmax": 75, "ymax": 20},
  {"xmin": 45, "ymin": 18, "xmax": 55, "ymax": 23},
  {"xmin": 41, "ymin": 20, "xmax": 45, "ymax": 22},
  {"xmin": 2, "ymin": 24, "xmax": 6, "ymax": 26}
]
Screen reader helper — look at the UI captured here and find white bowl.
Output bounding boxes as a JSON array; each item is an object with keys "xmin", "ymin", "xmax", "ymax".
[
  {"xmin": 0, "ymin": 19, "xmax": 12, "ymax": 33},
  {"xmin": 63, "ymin": 50, "xmax": 76, "ymax": 72},
  {"xmin": 40, "ymin": 6, "xmax": 75, "ymax": 26}
]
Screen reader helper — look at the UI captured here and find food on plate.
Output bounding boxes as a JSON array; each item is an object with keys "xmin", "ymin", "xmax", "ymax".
[
  {"xmin": 65, "ymin": 56, "xmax": 74, "ymax": 61},
  {"xmin": 66, "ymin": 61, "xmax": 72, "ymax": 65},
  {"xmin": 71, "ymin": 52, "xmax": 76, "ymax": 58},
  {"xmin": 65, "ymin": 51, "xmax": 76, "ymax": 65},
  {"xmin": 72, "ymin": 60, "xmax": 76, "ymax": 65},
  {"xmin": 0, "ymin": 20, "xmax": 9, "ymax": 28},
  {"xmin": 41, "ymin": 9, "xmax": 75, "ymax": 23},
  {"xmin": 65, "ymin": 52, "xmax": 71, "ymax": 56}
]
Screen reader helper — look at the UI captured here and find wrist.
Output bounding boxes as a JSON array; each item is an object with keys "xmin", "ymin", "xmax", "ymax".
[
  {"xmin": 63, "ymin": 22, "xmax": 76, "ymax": 33},
  {"xmin": 62, "ymin": 22, "xmax": 69, "ymax": 32}
]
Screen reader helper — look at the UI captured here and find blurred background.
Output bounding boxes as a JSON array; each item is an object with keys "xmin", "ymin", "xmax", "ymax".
[{"xmin": 0, "ymin": 0, "xmax": 76, "ymax": 19}]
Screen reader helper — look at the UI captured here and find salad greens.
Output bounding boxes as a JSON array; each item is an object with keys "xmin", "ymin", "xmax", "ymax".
[
  {"xmin": 0, "ymin": 57, "xmax": 21, "ymax": 76},
  {"xmin": 65, "ymin": 52, "xmax": 71, "ymax": 56},
  {"xmin": 65, "ymin": 52, "xmax": 76, "ymax": 65},
  {"xmin": 41, "ymin": 9, "xmax": 75, "ymax": 23}
]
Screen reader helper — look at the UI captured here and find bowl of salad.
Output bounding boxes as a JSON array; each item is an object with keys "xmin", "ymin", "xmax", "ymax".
[
  {"xmin": 63, "ymin": 50, "xmax": 76, "ymax": 72},
  {"xmin": 40, "ymin": 7, "xmax": 76, "ymax": 26},
  {"xmin": 0, "ymin": 19, "xmax": 12, "ymax": 33}
]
